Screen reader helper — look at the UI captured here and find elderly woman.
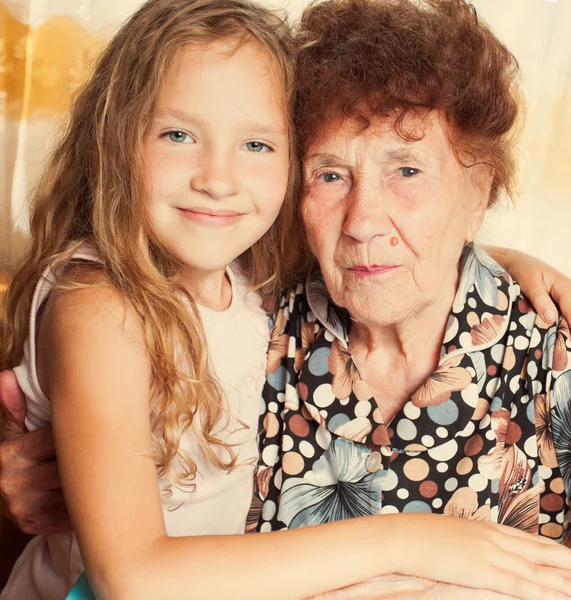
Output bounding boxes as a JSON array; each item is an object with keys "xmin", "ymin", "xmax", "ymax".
[
  {"xmin": 253, "ymin": 0, "xmax": 571, "ymax": 556},
  {"xmin": 2, "ymin": 0, "xmax": 571, "ymax": 599}
]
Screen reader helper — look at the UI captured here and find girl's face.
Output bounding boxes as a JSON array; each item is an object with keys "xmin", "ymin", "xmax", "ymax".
[{"xmin": 144, "ymin": 39, "xmax": 289, "ymax": 283}]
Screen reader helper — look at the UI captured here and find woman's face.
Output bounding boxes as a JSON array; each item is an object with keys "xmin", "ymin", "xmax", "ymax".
[{"xmin": 301, "ymin": 111, "xmax": 492, "ymax": 327}]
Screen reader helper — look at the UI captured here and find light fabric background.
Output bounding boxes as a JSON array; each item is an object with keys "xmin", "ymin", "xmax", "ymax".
[{"xmin": 1, "ymin": 0, "xmax": 570, "ymax": 273}]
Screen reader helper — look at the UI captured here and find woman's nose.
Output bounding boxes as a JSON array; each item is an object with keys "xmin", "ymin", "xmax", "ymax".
[{"xmin": 342, "ymin": 182, "xmax": 393, "ymax": 243}]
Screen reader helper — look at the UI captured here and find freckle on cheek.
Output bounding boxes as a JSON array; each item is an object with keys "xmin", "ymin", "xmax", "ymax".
[{"xmin": 390, "ymin": 237, "xmax": 399, "ymax": 247}]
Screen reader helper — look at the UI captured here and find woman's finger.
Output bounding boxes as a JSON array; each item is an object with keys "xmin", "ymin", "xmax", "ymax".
[
  {"xmin": 493, "ymin": 528, "xmax": 571, "ymax": 570},
  {"xmin": 486, "ymin": 552, "xmax": 571, "ymax": 600},
  {"xmin": 493, "ymin": 522, "xmax": 561, "ymax": 545},
  {"xmin": 21, "ymin": 459, "xmax": 61, "ymax": 492},
  {"xmin": 544, "ymin": 270, "xmax": 571, "ymax": 327},
  {"xmin": 526, "ymin": 291, "xmax": 558, "ymax": 324}
]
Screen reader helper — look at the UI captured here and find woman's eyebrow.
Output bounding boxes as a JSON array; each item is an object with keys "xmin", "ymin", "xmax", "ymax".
[
  {"xmin": 304, "ymin": 153, "xmax": 349, "ymax": 169},
  {"xmin": 382, "ymin": 148, "xmax": 424, "ymax": 163}
]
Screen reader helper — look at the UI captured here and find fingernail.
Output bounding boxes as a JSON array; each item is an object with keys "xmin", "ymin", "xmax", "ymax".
[{"xmin": 544, "ymin": 309, "xmax": 557, "ymax": 322}]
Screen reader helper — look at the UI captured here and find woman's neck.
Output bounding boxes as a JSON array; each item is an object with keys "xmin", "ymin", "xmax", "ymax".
[{"xmin": 348, "ymin": 273, "xmax": 458, "ymax": 422}]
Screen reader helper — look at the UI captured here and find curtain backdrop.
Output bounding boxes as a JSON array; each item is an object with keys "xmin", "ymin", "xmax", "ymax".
[
  {"xmin": 1, "ymin": 0, "xmax": 570, "ymax": 273},
  {"xmin": 0, "ymin": 0, "xmax": 145, "ymax": 268},
  {"xmin": 472, "ymin": 0, "xmax": 571, "ymax": 276}
]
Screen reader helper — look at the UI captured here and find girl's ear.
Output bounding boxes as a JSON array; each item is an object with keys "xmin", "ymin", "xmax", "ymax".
[{"xmin": 466, "ymin": 164, "xmax": 494, "ymax": 243}]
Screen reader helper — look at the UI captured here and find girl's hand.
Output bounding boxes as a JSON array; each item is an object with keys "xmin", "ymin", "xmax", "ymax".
[
  {"xmin": 390, "ymin": 514, "xmax": 571, "ymax": 600},
  {"xmin": 487, "ymin": 246, "xmax": 571, "ymax": 324}
]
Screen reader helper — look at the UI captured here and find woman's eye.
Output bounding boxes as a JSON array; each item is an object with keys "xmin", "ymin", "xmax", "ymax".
[
  {"xmin": 243, "ymin": 141, "xmax": 272, "ymax": 153},
  {"xmin": 165, "ymin": 131, "xmax": 194, "ymax": 144},
  {"xmin": 398, "ymin": 167, "xmax": 420, "ymax": 178},
  {"xmin": 318, "ymin": 172, "xmax": 341, "ymax": 183}
]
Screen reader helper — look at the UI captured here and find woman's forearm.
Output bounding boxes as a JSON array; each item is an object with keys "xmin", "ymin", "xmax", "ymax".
[{"xmin": 485, "ymin": 244, "xmax": 571, "ymax": 323}]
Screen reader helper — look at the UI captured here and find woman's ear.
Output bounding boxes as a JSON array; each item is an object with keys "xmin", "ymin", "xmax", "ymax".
[{"xmin": 466, "ymin": 164, "xmax": 495, "ymax": 243}]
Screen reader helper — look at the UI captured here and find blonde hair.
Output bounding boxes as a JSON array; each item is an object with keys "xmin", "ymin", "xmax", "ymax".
[{"xmin": 1, "ymin": 0, "xmax": 303, "ymax": 492}]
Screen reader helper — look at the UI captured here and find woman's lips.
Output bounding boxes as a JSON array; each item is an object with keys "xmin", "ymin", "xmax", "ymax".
[
  {"xmin": 177, "ymin": 207, "xmax": 245, "ymax": 228},
  {"xmin": 346, "ymin": 264, "xmax": 400, "ymax": 278}
]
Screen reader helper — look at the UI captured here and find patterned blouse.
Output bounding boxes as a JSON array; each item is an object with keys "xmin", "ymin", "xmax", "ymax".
[{"xmin": 249, "ymin": 245, "xmax": 571, "ymax": 540}]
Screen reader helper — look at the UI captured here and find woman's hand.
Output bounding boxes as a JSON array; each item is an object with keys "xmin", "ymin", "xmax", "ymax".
[
  {"xmin": 487, "ymin": 246, "xmax": 571, "ymax": 324},
  {"xmin": 308, "ymin": 574, "xmax": 434, "ymax": 599},
  {"xmin": 309, "ymin": 576, "xmax": 516, "ymax": 600},
  {"xmin": 0, "ymin": 371, "xmax": 67, "ymax": 535},
  {"xmin": 390, "ymin": 513, "xmax": 571, "ymax": 600}
]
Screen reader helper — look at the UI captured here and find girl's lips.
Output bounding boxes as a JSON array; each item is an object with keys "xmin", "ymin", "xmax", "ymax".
[{"xmin": 177, "ymin": 207, "xmax": 245, "ymax": 228}]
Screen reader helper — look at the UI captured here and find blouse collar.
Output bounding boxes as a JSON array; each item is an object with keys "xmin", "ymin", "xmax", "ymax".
[
  {"xmin": 306, "ymin": 244, "xmax": 518, "ymax": 362},
  {"xmin": 302, "ymin": 244, "xmax": 522, "ymax": 452}
]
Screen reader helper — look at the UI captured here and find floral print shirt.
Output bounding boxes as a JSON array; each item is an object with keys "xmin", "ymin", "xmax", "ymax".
[{"xmin": 249, "ymin": 246, "xmax": 571, "ymax": 540}]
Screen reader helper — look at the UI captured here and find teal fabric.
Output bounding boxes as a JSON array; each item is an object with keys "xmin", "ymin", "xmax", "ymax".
[{"xmin": 66, "ymin": 573, "xmax": 96, "ymax": 600}]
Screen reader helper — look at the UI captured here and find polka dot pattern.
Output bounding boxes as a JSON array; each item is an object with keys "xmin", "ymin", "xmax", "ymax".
[{"xmin": 249, "ymin": 247, "xmax": 571, "ymax": 546}]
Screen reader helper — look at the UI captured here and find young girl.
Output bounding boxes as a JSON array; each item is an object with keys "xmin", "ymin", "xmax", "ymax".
[{"xmin": 1, "ymin": 1, "xmax": 571, "ymax": 599}]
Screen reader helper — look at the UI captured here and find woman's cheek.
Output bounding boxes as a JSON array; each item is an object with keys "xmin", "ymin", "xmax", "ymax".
[
  {"xmin": 301, "ymin": 200, "xmax": 332, "ymax": 256},
  {"xmin": 302, "ymin": 195, "xmax": 332, "ymax": 236}
]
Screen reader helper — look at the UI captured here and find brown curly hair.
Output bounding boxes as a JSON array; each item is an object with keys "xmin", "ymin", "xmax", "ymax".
[{"xmin": 294, "ymin": 0, "xmax": 522, "ymax": 205}]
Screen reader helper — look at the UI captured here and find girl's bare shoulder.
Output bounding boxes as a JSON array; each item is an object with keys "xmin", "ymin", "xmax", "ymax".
[{"xmin": 42, "ymin": 263, "xmax": 141, "ymax": 336}]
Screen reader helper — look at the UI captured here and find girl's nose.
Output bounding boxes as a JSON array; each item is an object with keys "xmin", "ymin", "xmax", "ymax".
[{"xmin": 190, "ymin": 150, "xmax": 240, "ymax": 199}]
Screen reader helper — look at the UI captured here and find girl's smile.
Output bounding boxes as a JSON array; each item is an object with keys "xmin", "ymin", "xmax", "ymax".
[
  {"xmin": 176, "ymin": 206, "xmax": 247, "ymax": 228},
  {"xmin": 144, "ymin": 39, "xmax": 289, "ymax": 287}
]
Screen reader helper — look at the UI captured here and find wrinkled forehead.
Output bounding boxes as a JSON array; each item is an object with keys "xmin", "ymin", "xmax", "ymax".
[{"xmin": 303, "ymin": 109, "xmax": 454, "ymax": 161}]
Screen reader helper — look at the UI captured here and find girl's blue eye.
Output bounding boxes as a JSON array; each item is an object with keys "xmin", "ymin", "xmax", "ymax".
[
  {"xmin": 399, "ymin": 167, "xmax": 420, "ymax": 177},
  {"xmin": 243, "ymin": 141, "xmax": 271, "ymax": 153},
  {"xmin": 166, "ymin": 131, "xmax": 193, "ymax": 144},
  {"xmin": 319, "ymin": 172, "xmax": 341, "ymax": 183}
]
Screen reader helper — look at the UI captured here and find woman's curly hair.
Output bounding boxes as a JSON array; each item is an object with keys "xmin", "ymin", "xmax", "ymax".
[{"xmin": 295, "ymin": 0, "xmax": 522, "ymax": 205}]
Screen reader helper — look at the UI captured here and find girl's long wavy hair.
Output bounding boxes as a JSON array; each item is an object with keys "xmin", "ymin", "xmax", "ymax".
[{"xmin": 1, "ymin": 0, "xmax": 304, "ymax": 492}]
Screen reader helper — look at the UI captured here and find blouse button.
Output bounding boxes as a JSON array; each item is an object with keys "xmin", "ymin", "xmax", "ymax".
[{"xmin": 366, "ymin": 451, "xmax": 383, "ymax": 473}]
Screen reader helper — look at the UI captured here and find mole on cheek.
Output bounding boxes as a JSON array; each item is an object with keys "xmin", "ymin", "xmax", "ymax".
[{"xmin": 390, "ymin": 237, "xmax": 399, "ymax": 247}]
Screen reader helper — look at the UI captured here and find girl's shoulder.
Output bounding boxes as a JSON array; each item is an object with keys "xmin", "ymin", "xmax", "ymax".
[
  {"xmin": 41, "ymin": 241, "xmax": 134, "ymax": 322},
  {"xmin": 36, "ymin": 255, "xmax": 145, "ymax": 394},
  {"xmin": 41, "ymin": 244, "xmax": 134, "ymax": 331},
  {"xmin": 36, "ymin": 276, "xmax": 147, "ymax": 396},
  {"xmin": 43, "ymin": 271, "xmax": 134, "ymax": 330},
  {"xmin": 42, "ymin": 258, "xmax": 142, "ymax": 352}
]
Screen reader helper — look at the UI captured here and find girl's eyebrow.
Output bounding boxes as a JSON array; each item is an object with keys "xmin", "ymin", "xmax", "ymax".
[
  {"xmin": 153, "ymin": 107, "xmax": 196, "ymax": 123},
  {"xmin": 153, "ymin": 108, "xmax": 286, "ymax": 137},
  {"xmin": 241, "ymin": 121, "xmax": 287, "ymax": 138}
]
